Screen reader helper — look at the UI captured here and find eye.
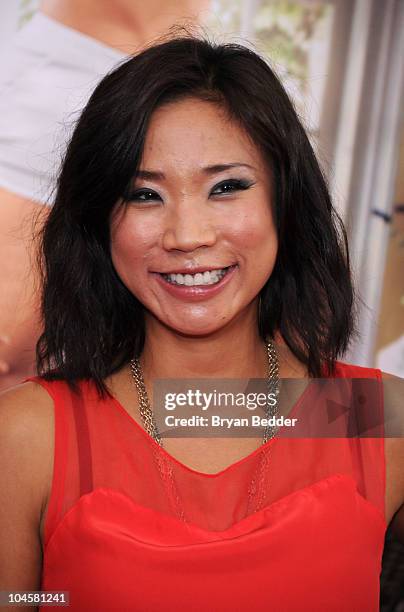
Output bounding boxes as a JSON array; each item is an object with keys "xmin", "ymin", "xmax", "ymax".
[
  {"xmin": 210, "ymin": 178, "xmax": 254, "ymax": 196},
  {"xmin": 126, "ymin": 188, "xmax": 162, "ymax": 203},
  {"xmin": 124, "ymin": 179, "xmax": 254, "ymax": 203}
]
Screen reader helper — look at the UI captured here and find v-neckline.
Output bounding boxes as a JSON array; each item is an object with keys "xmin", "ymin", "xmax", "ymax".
[{"xmin": 104, "ymin": 375, "xmax": 319, "ymax": 478}]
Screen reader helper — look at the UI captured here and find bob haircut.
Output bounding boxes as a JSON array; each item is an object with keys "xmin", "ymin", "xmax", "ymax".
[{"xmin": 36, "ymin": 34, "xmax": 358, "ymax": 396}]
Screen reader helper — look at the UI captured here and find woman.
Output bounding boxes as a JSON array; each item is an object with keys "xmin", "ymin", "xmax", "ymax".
[{"xmin": 0, "ymin": 36, "xmax": 403, "ymax": 611}]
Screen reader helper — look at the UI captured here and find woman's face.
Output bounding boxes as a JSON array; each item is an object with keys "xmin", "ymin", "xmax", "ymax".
[{"xmin": 110, "ymin": 97, "xmax": 278, "ymax": 336}]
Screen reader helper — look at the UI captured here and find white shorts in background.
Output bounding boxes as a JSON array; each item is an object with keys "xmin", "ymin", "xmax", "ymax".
[{"xmin": 0, "ymin": 12, "xmax": 125, "ymax": 204}]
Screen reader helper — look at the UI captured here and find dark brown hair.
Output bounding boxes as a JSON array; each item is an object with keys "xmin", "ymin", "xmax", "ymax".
[{"xmin": 36, "ymin": 35, "xmax": 358, "ymax": 396}]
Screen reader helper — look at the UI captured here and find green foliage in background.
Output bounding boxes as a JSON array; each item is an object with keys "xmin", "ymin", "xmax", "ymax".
[
  {"xmin": 19, "ymin": 0, "xmax": 38, "ymax": 28},
  {"xmin": 254, "ymin": 1, "xmax": 329, "ymax": 93},
  {"xmin": 207, "ymin": 0, "xmax": 331, "ymax": 99}
]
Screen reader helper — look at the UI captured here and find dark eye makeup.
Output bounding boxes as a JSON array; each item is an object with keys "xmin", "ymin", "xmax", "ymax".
[
  {"xmin": 125, "ymin": 178, "xmax": 255, "ymax": 203},
  {"xmin": 210, "ymin": 178, "xmax": 255, "ymax": 195}
]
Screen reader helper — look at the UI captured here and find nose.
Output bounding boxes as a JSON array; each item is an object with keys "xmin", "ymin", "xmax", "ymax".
[{"xmin": 162, "ymin": 200, "xmax": 217, "ymax": 252}]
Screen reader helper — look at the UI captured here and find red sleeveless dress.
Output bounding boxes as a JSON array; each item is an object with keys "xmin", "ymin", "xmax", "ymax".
[{"xmin": 25, "ymin": 361, "xmax": 386, "ymax": 611}]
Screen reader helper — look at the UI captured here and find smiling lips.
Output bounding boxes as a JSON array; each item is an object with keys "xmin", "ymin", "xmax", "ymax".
[
  {"xmin": 163, "ymin": 268, "xmax": 230, "ymax": 287},
  {"xmin": 152, "ymin": 264, "xmax": 238, "ymax": 290},
  {"xmin": 157, "ymin": 265, "xmax": 236, "ymax": 275}
]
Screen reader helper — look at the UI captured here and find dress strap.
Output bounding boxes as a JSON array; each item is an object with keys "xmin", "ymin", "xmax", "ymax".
[
  {"xmin": 24, "ymin": 376, "xmax": 94, "ymax": 544},
  {"xmin": 71, "ymin": 390, "xmax": 93, "ymax": 496}
]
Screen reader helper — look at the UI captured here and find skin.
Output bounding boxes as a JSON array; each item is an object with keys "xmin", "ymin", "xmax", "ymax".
[
  {"xmin": 110, "ymin": 98, "xmax": 279, "ymax": 381},
  {"xmin": 0, "ymin": 191, "xmax": 48, "ymax": 390},
  {"xmin": 0, "ymin": 97, "xmax": 403, "ymax": 603},
  {"xmin": 0, "ymin": 0, "xmax": 211, "ymax": 391},
  {"xmin": 40, "ymin": 0, "xmax": 212, "ymax": 54}
]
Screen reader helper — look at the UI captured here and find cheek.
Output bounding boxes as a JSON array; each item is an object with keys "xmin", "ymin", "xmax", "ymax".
[
  {"xmin": 227, "ymin": 206, "xmax": 278, "ymax": 273},
  {"xmin": 110, "ymin": 216, "xmax": 156, "ymax": 283}
]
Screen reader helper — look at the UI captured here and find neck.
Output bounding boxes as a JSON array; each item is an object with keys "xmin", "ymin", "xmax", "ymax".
[
  {"xmin": 139, "ymin": 309, "xmax": 303, "ymax": 381},
  {"xmin": 142, "ymin": 324, "xmax": 267, "ymax": 383},
  {"xmin": 40, "ymin": 0, "xmax": 211, "ymax": 54}
]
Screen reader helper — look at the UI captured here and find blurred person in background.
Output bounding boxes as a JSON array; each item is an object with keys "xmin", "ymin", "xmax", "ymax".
[{"xmin": 0, "ymin": 0, "xmax": 211, "ymax": 391}]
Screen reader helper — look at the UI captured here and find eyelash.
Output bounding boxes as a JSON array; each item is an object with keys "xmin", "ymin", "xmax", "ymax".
[{"xmin": 126, "ymin": 179, "xmax": 254, "ymax": 203}]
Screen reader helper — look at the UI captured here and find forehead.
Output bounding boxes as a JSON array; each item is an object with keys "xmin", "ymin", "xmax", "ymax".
[{"xmin": 140, "ymin": 97, "xmax": 266, "ymax": 172}]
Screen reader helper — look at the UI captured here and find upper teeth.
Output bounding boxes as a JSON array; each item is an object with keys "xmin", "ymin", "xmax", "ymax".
[{"xmin": 162, "ymin": 267, "xmax": 230, "ymax": 286}]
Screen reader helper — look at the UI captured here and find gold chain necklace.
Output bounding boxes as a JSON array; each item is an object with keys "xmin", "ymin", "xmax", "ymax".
[{"xmin": 129, "ymin": 336, "xmax": 280, "ymax": 447}]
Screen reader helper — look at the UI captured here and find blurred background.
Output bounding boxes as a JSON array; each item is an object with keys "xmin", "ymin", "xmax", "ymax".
[
  {"xmin": 0, "ymin": 0, "xmax": 403, "ymax": 608},
  {"xmin": 0, "ymin": 0, "xmax": 402, "ymax": 389}
]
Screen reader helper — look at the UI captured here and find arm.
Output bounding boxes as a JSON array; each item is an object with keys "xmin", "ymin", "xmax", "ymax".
[
  {"xmin": 0, "ymin": 381, "xmax": 54, "ymax": 610},
  {"xmin": 0, "ymin": 188, "xmax": 49, "ymax": 390}
]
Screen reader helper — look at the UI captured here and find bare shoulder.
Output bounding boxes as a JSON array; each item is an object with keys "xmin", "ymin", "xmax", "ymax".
[
  {"xmin": 380, "ymin": 370, "xmax": 403, "ymax": 381},
  {"xmin": 380, "ymin": 370, "xmax": 403, "ymax": 412},
  {"xmin": 0, "ymin": 381, "xmax": 55, "ymax": 591},
  {"xmin": 0, "ymin": 380, "xmax": 55, "ymax": 515},
  {"xmin": 0, "ymin": 380, "xmax": 54, "ymax": 434},
  {"xmin": 377, "ymin": 370, "xmax": 404, "ymax": 533},
  {"xmin": 379, "ymin": 369, "xmax": 404, "ymax": 440},
  {"xmin": 379, "ymin": 369, "xmax": 403, "ymax": 414}
]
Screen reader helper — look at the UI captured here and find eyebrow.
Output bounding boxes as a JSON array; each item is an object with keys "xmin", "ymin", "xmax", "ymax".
[{"xmin": 135, "ymin": 163, "xmax": 255, "ymax": 181}]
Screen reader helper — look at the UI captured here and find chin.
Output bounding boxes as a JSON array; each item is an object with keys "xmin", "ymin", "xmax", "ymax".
[
  {"xmin": 170, "ymin": 325, "xmax": 224, "ymax": 337},
  {"xmin": 161, "ymin": 317, "xmax": 231, "ymax": 338}
]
